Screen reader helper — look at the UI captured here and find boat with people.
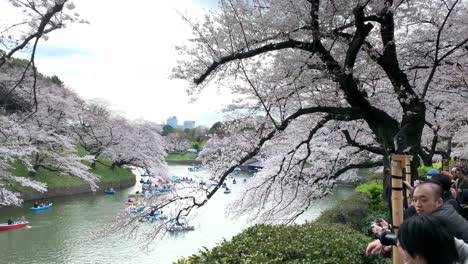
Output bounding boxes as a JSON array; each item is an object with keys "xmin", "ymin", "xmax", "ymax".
[
  {"xmin": 127, "ymin": 206, "xmax": 145, "ymax": 214},
  {"xmin": 166, "ymin": 216, "xmax": 195, "ymax": 232},
  {"xmin": 224, "ymin": 189, "xmax": 231, "ymax": 194},
  {"xmin": 188, "ymin": 167, "xmax": 201, "ymax": 172},
  {"xmin": 0, "ymin": 221, "xmax": 29, "ymax": 230},
  {"xmin": 104, "ymin": 188, "xmax": 116, "ymax": 194},
  {"xmin": 30, "ymin": 203, "xmax": 53, "ymax": 211}
]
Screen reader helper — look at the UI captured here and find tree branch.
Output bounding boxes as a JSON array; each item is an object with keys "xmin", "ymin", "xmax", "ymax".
[
  {"xmin": 332, "ymin": 160, "xmax": 384, "ymax": 179},
  {"xmin": 341, "ymin": 129, "xmax": 385, "ymax": 155}
]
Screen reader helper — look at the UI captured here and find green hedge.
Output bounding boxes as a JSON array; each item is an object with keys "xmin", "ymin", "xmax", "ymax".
[
  {"xmin": 355, "ymin": 183, "xmax": 383, "ymax": 211},
  {"xmin": 165, "ymin": 152, "xmax": 198, "ymax": 161},
  {"xmin": 175, "ymin": 223, "xmax": 385, "ymax": 264},
  {"xmin": 315, "ymin": 192, "xmax": 370, "ymax": 231}
]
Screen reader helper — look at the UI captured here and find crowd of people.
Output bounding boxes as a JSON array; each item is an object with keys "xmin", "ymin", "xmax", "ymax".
[{"xmin": 366, "ymin": 165, "xmax": 468, "ymax": 263}]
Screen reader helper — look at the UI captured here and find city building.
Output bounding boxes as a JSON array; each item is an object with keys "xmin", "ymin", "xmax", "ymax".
[
  {"xmin": 183, "ymin": 120, "xmax": 195, "ymax": 129},
  {"xmin": 166, "ymin": 116, "xmax": 178, "ymax": 128}
]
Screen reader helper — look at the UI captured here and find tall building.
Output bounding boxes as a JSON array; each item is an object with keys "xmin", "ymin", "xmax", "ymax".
[
  {"xmin": 183, "ymin": 120, "xmax": 195, "ymax": 129},
  {"xmin": 166, "ymin": 116, "xmax": 178, "ymax": 128}
]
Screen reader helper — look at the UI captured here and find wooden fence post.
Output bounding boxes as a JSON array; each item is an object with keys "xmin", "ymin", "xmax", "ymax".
[
  {"xmin": 404, "ymin": 155, "xmax": 413, "ymax": 207},
  {"xmin": 390, "ymin": 154, "xmax": 406, "ymax": 264}
]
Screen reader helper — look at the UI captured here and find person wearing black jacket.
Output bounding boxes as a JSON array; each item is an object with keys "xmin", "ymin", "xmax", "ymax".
[{"xmin": 367, "ymin": 182, "xmax": 468, "ymax": 256}]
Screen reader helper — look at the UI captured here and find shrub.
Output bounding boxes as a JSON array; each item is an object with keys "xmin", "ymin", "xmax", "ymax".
[
  {"xmin": 355, "ymin": 183, "xmax": 383, "ymax": 211},
  {"xmin": 417, "ymin": 162, "xmax": 443, "ymax": 175},
  {"xmin": 175, "ymin": 223, "xmax": 386, "ymax": 264},
  {"xmin": 315, "ymin": 192, "xmax": 369, "ymax": 231}
]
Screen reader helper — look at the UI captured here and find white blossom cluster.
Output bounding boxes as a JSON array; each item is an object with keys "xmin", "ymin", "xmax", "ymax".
[{"xmin": 171, "ymin": 0, "xmax": 468, "ymax": 224}]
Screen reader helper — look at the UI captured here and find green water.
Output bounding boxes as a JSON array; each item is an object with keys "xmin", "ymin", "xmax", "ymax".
[{"xmin": 0, "ymin": 165, "xmax": 353, "ymax": 264}]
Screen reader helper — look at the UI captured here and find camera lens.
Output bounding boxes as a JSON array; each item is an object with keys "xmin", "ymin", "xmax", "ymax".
[{"xmin": 378, "ymin": 230, "xmax": 397, "ymax": 246}]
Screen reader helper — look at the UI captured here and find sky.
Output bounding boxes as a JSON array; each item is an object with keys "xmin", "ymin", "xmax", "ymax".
[{"xmin": 2, "ymin": 0, "xmax": 228, "ymax": 127}]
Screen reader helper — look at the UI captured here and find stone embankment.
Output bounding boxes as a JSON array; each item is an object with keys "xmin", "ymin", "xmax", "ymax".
[{"xmin": 18, "ymin": 177, "xmax": 136, "ymax": 201}]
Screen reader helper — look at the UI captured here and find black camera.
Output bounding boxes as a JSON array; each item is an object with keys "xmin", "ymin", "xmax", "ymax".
[{"xmin": 378, "ymin": 230, "xmax": 397, "ymax": 246}]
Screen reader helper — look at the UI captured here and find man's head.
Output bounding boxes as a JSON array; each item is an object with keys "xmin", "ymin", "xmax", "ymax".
[
  {"xmin": 412, "ymin": 182, "xmax": 444, "ymax": 215},
  {"xmin": 455, "ymin": 168, "xmax": 465, "ymax": 179}
]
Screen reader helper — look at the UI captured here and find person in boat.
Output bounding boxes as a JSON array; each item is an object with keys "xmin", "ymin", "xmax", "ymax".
[
  {"xmin": 33, "ymin": 201, "xmax": 39, "ymax": 208},
  {"xmin": 140, "ymin": 179, "xmax": 145, "ymax": 183},
  {"xmin": 128, "ymin": 199, "xmax": 134, "ymax": 203},
  {"xmin": 18, "ymin": 216, "xmax": 26, "ymax": 222},
  {"xmin": 7, "ymin": 218, "xmax": 13, "ymax": 225},
  {"xmin": 109, "ymin": 187, "xmax": 115, "ymax": 192},
  {"xmin": 233, "ymin": 179, "xmax": 237, "ymax": 184}
]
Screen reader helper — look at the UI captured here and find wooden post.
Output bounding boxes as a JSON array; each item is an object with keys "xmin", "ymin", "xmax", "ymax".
[
  {"xmin": 404, "ymin": 155, "xmax": 413, "ymax": 207},
  {"xmin": 442, "ymin": 159, "xmax": 449, "ymax": 172},
  {"xmin": 391, "ymin": 154, "xmax": 406, "ymax": 264}
]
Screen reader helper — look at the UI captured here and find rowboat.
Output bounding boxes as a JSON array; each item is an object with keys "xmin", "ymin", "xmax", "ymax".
[
  {"xmin": 224, "ymin": 189, "xmax": 231, "ymax": 194},
  {"xmin": 127, "ymin": 201, "xmax": 139, "ymax": 205},
  {"xmin": 104, "ymin": 190, "xmax": 116, "ymax": 194},
  {"xmin": 0, "ymin": 221, "xmax": 29, "ymax": 230},
  {"xmin": 30, "ymin": 203, "xmax": 53, "ymax": 211}
]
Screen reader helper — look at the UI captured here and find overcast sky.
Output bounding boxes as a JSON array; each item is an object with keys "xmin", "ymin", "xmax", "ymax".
[{"xmin": 6, "ymin": 0, "xmax": 228, "ymax": 127}]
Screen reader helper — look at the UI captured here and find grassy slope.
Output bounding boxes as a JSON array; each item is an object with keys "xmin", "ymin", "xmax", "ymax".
[
  {"xmin": 6, "ymin": 146, "xmax": 134, "ymax": 191},
  {"xmin": 165, "ymin": 152, "xmax": 198, "ymax": 161}
]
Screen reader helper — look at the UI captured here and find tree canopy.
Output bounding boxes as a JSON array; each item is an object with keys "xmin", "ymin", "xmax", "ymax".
[{"xmin": 169, "ymin": 0, "xmax": 468, "ymax": 222}]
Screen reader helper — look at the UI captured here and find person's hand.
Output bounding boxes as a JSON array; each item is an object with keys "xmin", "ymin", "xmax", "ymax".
[
  {"xmin": 377, "ymin": 218, "xmax": 390, "ymax": 230},
  {"xmin": 403, "ymin": 181, "xmax": 413, "ymax": 190},
  {"xmin": 366, "ymin": 239, "xmax": 383, "ymax": 256},
  {"xmin": 371, "ymin": 224, "xmax": 383, "ymax": 234}
]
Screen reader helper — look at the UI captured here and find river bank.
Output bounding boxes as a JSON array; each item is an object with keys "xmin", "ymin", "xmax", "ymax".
[
  {"xmin": 6, "ymin": 157, "xmax": 136, "ymax": 202},
  {"xmin": 18, "ymin": 177, "xmax": 135, "ymax": 201}
]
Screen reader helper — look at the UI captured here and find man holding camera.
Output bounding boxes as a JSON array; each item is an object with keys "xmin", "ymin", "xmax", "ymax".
[{"xmin": 366, "ymin": 182, "xmax": 468, "ymax": 257}]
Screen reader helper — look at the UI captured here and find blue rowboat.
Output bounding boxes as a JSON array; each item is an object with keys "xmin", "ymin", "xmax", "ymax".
[
  {"xmin": 30, "ymin": 203, "xmax": 53, "ymax": 211},
  {"xmin": 224, "ymin": 189, "xmax": 231, "ymax": 194},
  {"xmin": 104, "ymin": 190, "xmax": 116, "ymax": 194}
]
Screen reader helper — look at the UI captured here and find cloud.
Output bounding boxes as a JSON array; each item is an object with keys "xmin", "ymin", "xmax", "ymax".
[
  {"xmin": 15, "ymin": 0, "xmax": 229, "ymax": 127},
  {"xmin": 36, "ymin": 45, "xmax": 95, "ymax": 58}
]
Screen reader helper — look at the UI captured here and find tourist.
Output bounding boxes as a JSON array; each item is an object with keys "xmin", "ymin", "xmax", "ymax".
[
  {"xmin": 7, "ymin": 218, "xmax": 13, "ymax": 225},
  {"xmin": 366, "ymin": 182, "xmax": 468, "ymax": 257},
  {"xmin": 397, "ymin": 215, "xmax": 467, "ymax": 264},
  {"xmin": 33, "ymin": 201, "xmax": 38, "ymax": 208}
]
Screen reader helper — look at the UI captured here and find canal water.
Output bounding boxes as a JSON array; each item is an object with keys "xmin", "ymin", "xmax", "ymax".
[{"xmin": 0, "ymin": 165, "xmax": 353, "ymax": 264}]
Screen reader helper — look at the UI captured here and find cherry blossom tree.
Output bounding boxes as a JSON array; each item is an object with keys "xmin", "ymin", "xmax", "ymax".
[
  {"xmin": 0, "ymin": 0, "xmax": 86, "ymax": 112},
  {"xmin": 0, "ymin": 61, "xmax": 99, "ymax": 206},
  {"xmin": 70, "ymin": 100, "xmax": 123, "ymax": 168},
  {"xmin": 163, "ymin": 132, "xmax": 189, "ymax": 153},
  {"xmin": 101, "ymin": 119, "xmax": 169, "ymax": 178},
  {"xmin": 166, "ymin": 0, "xmax": 468, "ymax": 222}
]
